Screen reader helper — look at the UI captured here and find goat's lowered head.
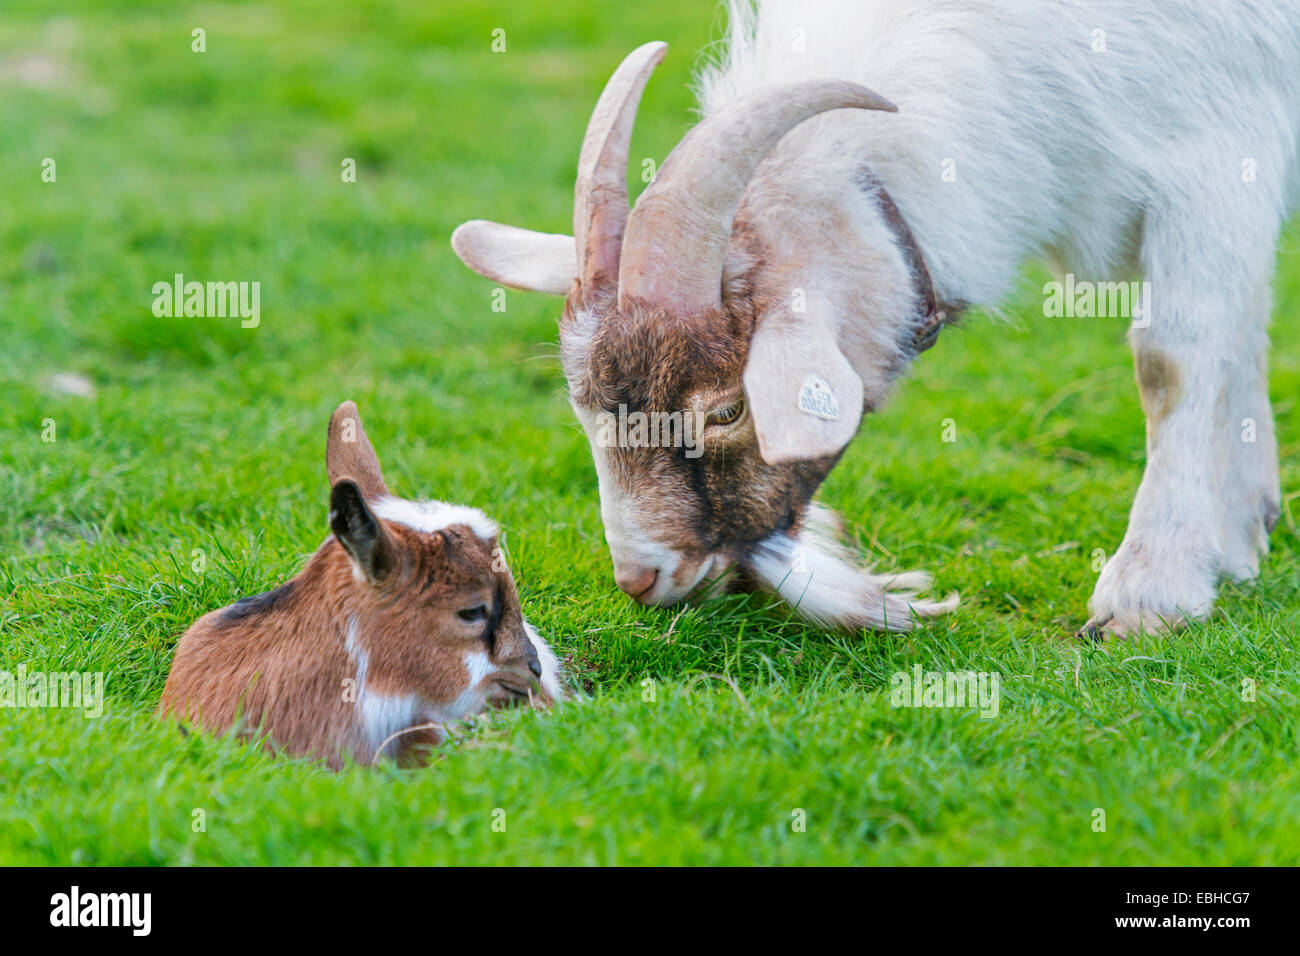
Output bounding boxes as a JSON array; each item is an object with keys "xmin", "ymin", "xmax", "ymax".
[
  {"xmin": 452, "ymin": 43, "xmax": 956, "ymax": 631},
  {"xmin": 158, "ymin": 401, "xmax": 563, "ymax": 769}
]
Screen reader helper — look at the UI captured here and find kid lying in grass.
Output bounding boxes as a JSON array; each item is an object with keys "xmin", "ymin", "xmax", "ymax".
[{"xmin": 159, "ymin": 401, "xmax": 562, "ymax": 768}]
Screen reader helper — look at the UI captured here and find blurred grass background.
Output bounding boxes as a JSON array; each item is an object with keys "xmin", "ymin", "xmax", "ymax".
[{"xmin": 1, "ymin": 0, "xmax": 1298, "ymax": 864}]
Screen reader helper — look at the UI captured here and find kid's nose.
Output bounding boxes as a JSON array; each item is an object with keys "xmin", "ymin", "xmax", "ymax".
[{"xmin": 516, "ymin": 638, "xmax": 541, "ymax": 679}]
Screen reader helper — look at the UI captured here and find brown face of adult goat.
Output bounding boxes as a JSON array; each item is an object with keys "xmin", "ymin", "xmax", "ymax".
[{"xmin": 452, "ymin": 43, "xmax": 956, "ymax": 631}]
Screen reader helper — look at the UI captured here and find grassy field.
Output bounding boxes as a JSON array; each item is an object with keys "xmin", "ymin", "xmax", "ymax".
[{"xmin": 2, "ymin": 0, "xmax": 1298, "ymax": 866}]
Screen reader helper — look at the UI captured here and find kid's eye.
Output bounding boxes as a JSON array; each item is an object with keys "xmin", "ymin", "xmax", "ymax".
[
  {"xmin": 458, "ymin": 604, "xmax": 489, "ymax": 623},
  {"xmin": 706, "ymin": 397, "xmax": 746, "ymax": 427}
]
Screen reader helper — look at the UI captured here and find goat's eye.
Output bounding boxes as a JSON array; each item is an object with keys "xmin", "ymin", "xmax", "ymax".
[
  {"xmin": 706, "ymin": 397, "xmax": 746, "ymax": 427},
  {"xmin": 458, "ymin": 604, "xmax": 489, "ymax": 624}
]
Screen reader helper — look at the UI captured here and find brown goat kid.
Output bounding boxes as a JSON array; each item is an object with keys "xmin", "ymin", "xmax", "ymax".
[{"xmin": 158, "ymin": 401, "xmax": 562, "ymax": 769}]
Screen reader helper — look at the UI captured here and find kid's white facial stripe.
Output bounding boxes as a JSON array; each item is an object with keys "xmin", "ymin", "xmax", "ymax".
[
  {"xmin": 373, "ymin": 497, "xmax": 499, "ymax": 540},
  {"xmin": 464, "ymin": 651, "xmax": 496, "ymax": 686}
]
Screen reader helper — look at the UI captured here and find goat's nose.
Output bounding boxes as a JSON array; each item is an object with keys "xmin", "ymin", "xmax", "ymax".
[
  {"xmin": 614, "ymin": 563, "xmax": 659, "ymax": 602},
  {"xmin": 528, "ymin": 657, "xmax": 542, "ymax": 678}
]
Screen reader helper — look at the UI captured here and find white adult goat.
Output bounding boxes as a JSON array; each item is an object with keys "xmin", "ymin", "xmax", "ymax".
[{"xmin": 453, "ymin": 0, "xmax": 1300, "ymax": 638}]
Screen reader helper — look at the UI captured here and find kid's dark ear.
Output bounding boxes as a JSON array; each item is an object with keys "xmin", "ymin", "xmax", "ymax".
[{"xmin": 330, "ymin": 480, "xmax": 395, "ymax": 582}]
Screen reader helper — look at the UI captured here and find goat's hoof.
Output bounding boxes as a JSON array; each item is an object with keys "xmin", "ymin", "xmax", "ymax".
[
  {"xmin": 1086, "ymin": 537, "xmax": 1217, "ymax": 641},
  {"xmin": 1219, "ymin": 496, "xmax": 1278, "ymax": 583}
]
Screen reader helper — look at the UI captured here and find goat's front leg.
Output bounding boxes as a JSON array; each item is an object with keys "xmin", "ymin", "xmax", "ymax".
[{"xmin": 1083, "ymin": 291, "xmax": 1233, "ymax": 639}]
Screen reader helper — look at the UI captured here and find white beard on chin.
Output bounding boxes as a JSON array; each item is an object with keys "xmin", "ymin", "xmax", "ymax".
[{"xmin": 745, "ymin": 505, "xmax": 958, "ymax": 632}]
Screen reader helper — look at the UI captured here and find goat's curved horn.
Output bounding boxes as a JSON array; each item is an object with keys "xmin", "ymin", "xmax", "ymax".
[
  {"xmin": 618, "ymin": 81, "xmax": 896, "ymax": 313},
  {"xmin": 574, "ymin": 41, "xmax": 668, "ymax": 288}
]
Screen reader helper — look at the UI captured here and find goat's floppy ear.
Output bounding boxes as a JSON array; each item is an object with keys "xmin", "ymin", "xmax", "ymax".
[
  {"xmin": 742, "ymin": 306, "xmax": 864, "ymax": 464},
  {"xmin": 451, "ymin": 220, "xmax": 577, "ymax": 295},
  {"xmin": 330, "ymin": 480, "xmax": 395, "ymax": 582},
  {"xmin": 327, "ymin": 401, "xmax": 390, "ymax": 501}
]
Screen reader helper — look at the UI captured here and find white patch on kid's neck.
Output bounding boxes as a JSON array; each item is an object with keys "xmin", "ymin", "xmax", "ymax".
[
  {"xmin": 358, "ymin": 692, "xmax": 426, "ymax": 755},
  {"xmin": 346, "ymin": 616, "xmax": 441, "ymax": 758},
  {"xmin": 798, "ymin": 374, "xmax": 839, "ymax": 421},
  {"xmin": 372, "ymin": 497, "xmax": 499, "ymax": 540}
]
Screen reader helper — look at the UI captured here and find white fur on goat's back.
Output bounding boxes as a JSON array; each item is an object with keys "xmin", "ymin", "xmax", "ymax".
[{"xmin": 697, "ymin": 0, "xmax": 1300, "ymax": 308}]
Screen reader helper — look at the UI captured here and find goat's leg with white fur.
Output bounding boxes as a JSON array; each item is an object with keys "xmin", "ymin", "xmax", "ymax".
[
  {"xmin": 1217, "ymin": 279, "xmax": 1282, "ymax": 582},
  {"xmin": 1084, "ymin": 209, "xmax": 1279, "ymax": 639}
]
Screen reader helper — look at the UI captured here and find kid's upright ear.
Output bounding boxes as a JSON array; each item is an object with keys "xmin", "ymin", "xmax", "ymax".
[
  {"xmin": 327, "ymin": 400, "xmax": 390, "ymax": 501},
  {"xmin": 330, "ymin": 479, "xmax": 395, "ymax": 582}
]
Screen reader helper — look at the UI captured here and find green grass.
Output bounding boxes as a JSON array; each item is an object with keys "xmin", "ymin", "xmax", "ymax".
[{"xmin": 2, "ymin": 0, "xmax": 1299, "ymax": 866}]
